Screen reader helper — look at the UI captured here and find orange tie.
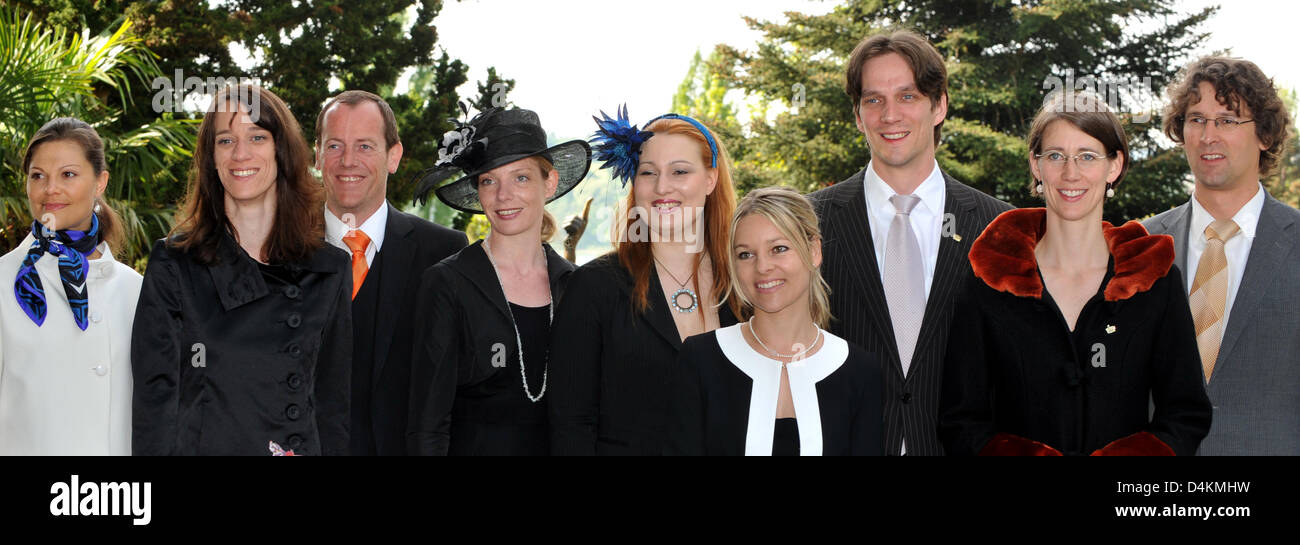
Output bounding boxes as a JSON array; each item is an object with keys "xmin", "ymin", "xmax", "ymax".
[{"xmin": 342, "ymin": 230, "xmax": 371, "ymax": 299}]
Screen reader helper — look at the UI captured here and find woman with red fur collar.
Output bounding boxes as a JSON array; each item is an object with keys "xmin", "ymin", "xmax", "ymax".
[{"xmin": 938, "ymin": 92, "xmax": 1211, "ymax": 456}]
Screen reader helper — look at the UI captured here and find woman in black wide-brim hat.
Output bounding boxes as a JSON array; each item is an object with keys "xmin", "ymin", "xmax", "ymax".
[{"xmin": 407, "ymin": 107, "xmax": 590, "ymax": 456}]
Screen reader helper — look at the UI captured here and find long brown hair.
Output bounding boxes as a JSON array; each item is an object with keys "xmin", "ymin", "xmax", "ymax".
[
  {"xmin": 171, "ymin": 84, "xmax": 325, "ymax": 264},
  {"xmin": 21, "ymin": 117, "xmax": 126, "ymax": 251},
  {"xmin": 615, "ymin": 117, "xmax": 739, "ymax": 319}
]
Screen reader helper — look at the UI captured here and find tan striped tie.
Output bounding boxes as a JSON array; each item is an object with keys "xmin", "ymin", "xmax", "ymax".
[{"xmin": 1188, "ymin": 219, "xmax": 1239, "ymax": 382}]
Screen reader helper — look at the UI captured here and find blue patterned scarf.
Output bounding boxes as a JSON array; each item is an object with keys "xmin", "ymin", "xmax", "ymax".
[{"xmin": 13, "ymin": 214, "xmax": 101, "ymax": 330}]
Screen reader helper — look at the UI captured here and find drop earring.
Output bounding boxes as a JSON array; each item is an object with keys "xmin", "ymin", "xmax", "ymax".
[
  {"xmin": 1105, "ymin": 183, "xmax": 1115, "ymax": 198},
  {"xmin": 1034, "ymin": 181, "xmax": 1044, "ymax": 194}
]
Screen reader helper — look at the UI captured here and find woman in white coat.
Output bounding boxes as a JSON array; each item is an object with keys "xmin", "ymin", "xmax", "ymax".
[{"xmin": 0, "ymin": 117, "xmax": 142, "ymax": 455}]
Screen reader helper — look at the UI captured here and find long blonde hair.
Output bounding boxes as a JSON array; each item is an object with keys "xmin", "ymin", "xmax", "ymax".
[{"xmin": 725, "ymin": 186, "xmax": 832, "ymax": 328}]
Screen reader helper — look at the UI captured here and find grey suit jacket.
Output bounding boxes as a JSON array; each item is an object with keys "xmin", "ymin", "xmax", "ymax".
[
  {"xmin": 810, "ymin": 168, "xmax": 1011, "ymax": 455},
  {"xmin": 1143, "ymin": 191, "xmax": 1300, "ymax": 455}
]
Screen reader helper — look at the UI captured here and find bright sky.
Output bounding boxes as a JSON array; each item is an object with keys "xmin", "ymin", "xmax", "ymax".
[
  {"xmin": 1179, "ymin": 0, "xmax": 1300, "ymax": 91},
  {"xmin": 433, "ymin": 0, "xmax": 831, "ymax": 138},
  {"xmin": 432, "ymin": 0, "xmax": 1300, "ymax": 139}
]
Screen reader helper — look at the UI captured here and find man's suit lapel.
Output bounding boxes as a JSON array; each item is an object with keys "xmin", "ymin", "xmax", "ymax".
[
  {"xmin": 1162, "ymin": 203, "xmax": 1192, "ymax": 288},
  {"xmin": 370, "ymin": 204, "xmax": 414, "ymax": 390},
  {"xmin": 915, "ymin": 175, "xmax": 980, "ymax": 359},
  {"xmin": 827, "ymin": 171, "xmax": 900, "ymax": 371},
  {"xmin": 1216, "ymin": 195, "xmax": 1296, "ymax": 377}
]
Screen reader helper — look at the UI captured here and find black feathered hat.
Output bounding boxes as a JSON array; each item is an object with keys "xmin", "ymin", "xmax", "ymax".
[{"xmin": 414, "ymin": 106, "xmax": 591, "ymax": 214}]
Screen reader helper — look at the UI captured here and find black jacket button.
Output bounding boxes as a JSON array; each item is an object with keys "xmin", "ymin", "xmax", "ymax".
[
  {"xmin": 284, "ymin": 285, "xmax": 301, "ymax": 299},
  {"xmin": 287, "ymin": 313, "xmax": 301, "ymax": 328},
  {"xmin": 901, "ymin": 392, "xmax": 912, "ymax": 404},
  {"xmin": 286, "ymin": 373, "xmax": 303, "ymax": 391},
  {"xmin": 288, "ymin": 344, "xmax": 302, "ymax": 358},
  {"xmin": 285, "ymin": 404, "xmax": 302, "ymax": 420},
  {"xmin": 287, "ymin": 434, "xmax": 304, "ymax": 449}
]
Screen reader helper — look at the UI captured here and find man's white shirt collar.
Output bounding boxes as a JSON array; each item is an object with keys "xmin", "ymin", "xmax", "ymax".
[
  {"xmin": 325, "ymin": 202, "xmax": 388, "ymax": 254},
  {"xmin": 864, "ymin": 159, "xmax": 945, "ymax": 218},
  {"xmin": 1189, "ymin": 182, "xmax": 1265, "ymax": 243}
]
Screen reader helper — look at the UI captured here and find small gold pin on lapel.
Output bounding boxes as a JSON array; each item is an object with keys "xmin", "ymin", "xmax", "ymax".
[
  {"xmin": 1105, "ymin": 324, "xmax": 1117, "ymax": 334},
  {"xmin": 952, "ymin": 234, "xmax": 962, "ymax": 242}
]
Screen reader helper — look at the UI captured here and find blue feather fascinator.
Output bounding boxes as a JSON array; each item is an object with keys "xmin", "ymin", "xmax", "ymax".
[{"xmin": 589, "ymin": 105, "xmax": 718, "ymax": 186}]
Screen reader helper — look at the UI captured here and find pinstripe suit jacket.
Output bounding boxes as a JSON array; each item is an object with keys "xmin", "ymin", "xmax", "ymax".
[
  {"xmin": 809, "ymin": 167, "xmax": 1011, "ymax": 455},
  {"xmin": 1143, "ymin": 191, "xmax": 1300, "ymax": 455}
]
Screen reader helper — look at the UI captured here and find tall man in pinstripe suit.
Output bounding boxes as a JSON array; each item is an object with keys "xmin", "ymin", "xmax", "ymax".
[{"xmin": 810, "ymin": 31, "xmax": 1011, "ymax": 455}]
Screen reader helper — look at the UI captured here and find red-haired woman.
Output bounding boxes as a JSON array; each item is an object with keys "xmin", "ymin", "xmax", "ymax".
[
  {"xmin": 132, "ymin": 85, "xmax": 352, "ymax": 456},
  {"xmin": 548, "ymin": 109, "xmax": 739, "ymax": 455}
]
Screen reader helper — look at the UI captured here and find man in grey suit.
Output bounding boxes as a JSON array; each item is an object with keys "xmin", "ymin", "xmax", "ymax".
[
  {"xmin": 1143, "ymin": 56, "xmax": 1299, "ymax": 455},
  {"xmin": 809, "ymin": 31, "xmax": 1011, "ymax": 455}
]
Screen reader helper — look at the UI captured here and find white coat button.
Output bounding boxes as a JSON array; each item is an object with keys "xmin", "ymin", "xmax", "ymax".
[
  {"xmin": 92, "ymin": 364, "xmax": 108, "ymax": 376},
  {"xmin": 90, "ymin": 311, "xmax": 103, "ymax": 323}
]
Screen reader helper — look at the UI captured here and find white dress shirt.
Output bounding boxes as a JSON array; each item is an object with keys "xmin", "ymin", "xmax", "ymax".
[
  {"xmin": 1186, "ymin": 182, "xmax": 1265, "ymax": 340},
  {"xmin": 863, "ymin": 159, "xmax": 947, "ymax": 297},
  {"xmin": 0, "ymin": 236, "xmax": 142, "ymax": 455},
  {"xmin": 325, "ymin": 203, "xmax": 388, "ymax": 267}
]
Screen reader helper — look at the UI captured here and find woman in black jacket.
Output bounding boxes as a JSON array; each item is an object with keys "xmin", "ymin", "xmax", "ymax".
[
  {"xmin": 939, "ymin": 91, "xmax": 1212, "ymax": 456},
  {"xmin": 548, "ymin": 110, "xmax": 739, "ymax": 455},
  {"xmin": 668, "ymin": 187, "xmax": 882, "ymax": 456},
  {"xmin": 132, "ymin": 84, "xmax": 352, "ymax": 456},
  {"xmin": 407, "ymin": 108, "xmax": 589, "ymax": 456}
]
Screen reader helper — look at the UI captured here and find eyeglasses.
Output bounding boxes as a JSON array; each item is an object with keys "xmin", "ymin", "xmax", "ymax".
[
  {"xmin": 1034, "ymin": 151, "xmax": 1112, "ymax": 173},
  {"xmin": 1182, "ymin": 116, "xmax": 1255, "ymax": 132}
]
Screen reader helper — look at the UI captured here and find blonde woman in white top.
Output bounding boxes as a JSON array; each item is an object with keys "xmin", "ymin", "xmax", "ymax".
[
  {"xmin": 668, "ymin": 187, "xmax": 883, "ymax": 456},
  {"xmin": 0, "ymin": 117, "xmax": 141, "ymax": 455}
]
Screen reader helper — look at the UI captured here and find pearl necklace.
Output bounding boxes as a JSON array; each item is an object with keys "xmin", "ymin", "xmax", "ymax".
[
  {"xmin": 746, "ymin": 319, "xmax": 822, "ymax": 360},
  {"xmin": 483, "ymin": 238, "xmax": 550, "ymax": 403}
]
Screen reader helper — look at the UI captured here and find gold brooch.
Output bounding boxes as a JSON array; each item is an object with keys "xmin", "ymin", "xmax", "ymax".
[
  {"xmin": 1105, "ymin": 325, "xmax": 1117, "ymax": 334},
  {"xmin": 952, "ymin": 234, "xmax": 962, "ymax": 242}
]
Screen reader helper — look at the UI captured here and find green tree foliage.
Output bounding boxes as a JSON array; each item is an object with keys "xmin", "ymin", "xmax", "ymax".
[
  {"xmin": 669, "ymin": 49, "xmax": 780, "ymax": 194},
  {"xmin": 10, "ymin": 0, "xmax": 242, "ymax": 127},
  {"xmin": 213, "ymin": 0, "xmax": 475, "ymax": 207},
  {"xmin": 469, "ymin": 66, "xmax": 515, "ymax": 112},
  {"xmin": 0, "ymin": 8, "xmax": 197, "ymax": 266},
  {"xmin": 714, "ymin": 0, "xmax": 1217, "ymax": 223},
  {"xmin": 15, "ymin": 0, "xmax": 505, "ymax": 221},
  {"xmin": 391, "ymin": 50, "xmax": 469, "ymax": 208},
  {"xmin": 1265, "ymin": 87, "xmax": 1299, "ymax": 208}
]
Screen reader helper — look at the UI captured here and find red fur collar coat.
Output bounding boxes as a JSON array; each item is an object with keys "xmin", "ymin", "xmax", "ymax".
[{"xmin": 938, "ymin": 208, "xmax": 1212, "ymax": 456}]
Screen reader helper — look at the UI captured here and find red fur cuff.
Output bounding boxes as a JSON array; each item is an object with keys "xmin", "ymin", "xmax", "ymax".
[
  {"xmin": 1090, "ymin": 431, "xmax": 1175, "ymax": 456},
  {"xmin": 979, "ymin": 432, "xmax": 1063, "ymax": 456}
]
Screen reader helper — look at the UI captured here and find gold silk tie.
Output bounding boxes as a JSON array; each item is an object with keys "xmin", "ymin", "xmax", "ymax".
[
  {"xmin": 342, "ymin": 230, "xmax": 371, "ymax": 300},
  {"xmin": 1188, "ymin": 219, "xmax": 1239, "ymax": 382}
]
